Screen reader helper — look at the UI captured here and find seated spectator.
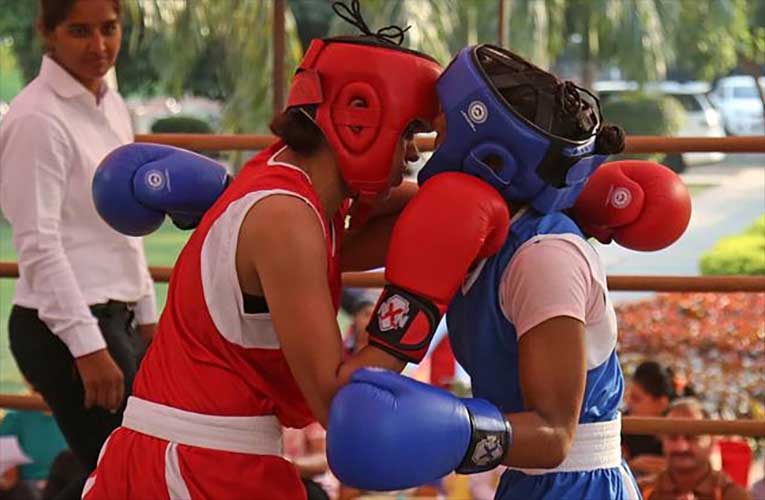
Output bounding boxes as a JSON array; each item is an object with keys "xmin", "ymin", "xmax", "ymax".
[
  {"xmin": 342, "ymin": 295, "xmax": 375, "ymax": 358},
  {"xmin": 643, "ymin": 398, "xmax": 751, "ymax": 500},
  {"xmin": 0, "ymin": 400, "xmax": 68, "ymax": 500},
  {"xmin": 623, "ymin": 361, "xmax": 675, "ymax": 479}
]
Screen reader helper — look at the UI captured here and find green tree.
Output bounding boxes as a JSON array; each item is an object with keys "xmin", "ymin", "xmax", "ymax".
[
  {"xmin": 288, "ymin": 0, "xmax": 335, "ymax": 51},
  {"xmin": 130, "ymin": 0, "xmax": 302, "ymax": 134},
  {"xmin": 564, "ymin": 0, "xmax": 676, "ymax": 88},
  {"xmin": 325, "ymin": 0, "xmax": 501, "ymax": 65},
  {"xmin": 0, "ymin": 40, "xmax": 23, "ymax": 102},
  {"xmin": 114, "ymin": 6, "xmax": 162, "ymax": 96},
  {"xmin": 349, "ymin": 0, "xmax": 677, "ymax": 88},
  {"xmin": 663, "ymin": 0, "xmax": 764, "ymax": 123},
  {"xmin": 0, "ymin": 0, "xmax": 42, "ymax": 84},
  {"xmin": 669, "ymin": 0, "xmax": 748, "ymax": 81}
]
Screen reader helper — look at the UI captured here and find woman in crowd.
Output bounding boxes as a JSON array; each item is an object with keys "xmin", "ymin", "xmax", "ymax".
[{"xmin": 623, "ymin": 361, "xmax": 676, "ymax": 479}]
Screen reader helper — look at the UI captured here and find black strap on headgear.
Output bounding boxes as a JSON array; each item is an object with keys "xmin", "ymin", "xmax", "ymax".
[{"xmin": 332, "ymin": 0, "xmax": 411, "ymax": 46}]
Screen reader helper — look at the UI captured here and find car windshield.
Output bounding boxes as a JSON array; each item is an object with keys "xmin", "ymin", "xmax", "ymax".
[{"xmin": 732, "ymin": 86, "xmax": 759, "ymax": 99}]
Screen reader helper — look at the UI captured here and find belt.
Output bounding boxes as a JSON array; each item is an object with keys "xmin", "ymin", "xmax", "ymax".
[
  {"xmin": 89, "ymin": 300, "xmax": 133, "ymax": 315},
  {"xmin": 510, "ymin": 416, "xmax": 622, "ymax": 474},
  {"xmin": 122, "ymin": 396, "xmax": 284, "ymax": 456}
]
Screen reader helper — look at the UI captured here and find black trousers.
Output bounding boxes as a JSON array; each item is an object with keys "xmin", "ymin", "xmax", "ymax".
[{"xmin": 8, "ymin": 302, "xmax": 146, "ymax": 472}]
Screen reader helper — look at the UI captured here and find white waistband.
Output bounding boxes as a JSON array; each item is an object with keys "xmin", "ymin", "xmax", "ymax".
[
  {"xmin": 511, "ymin": 416, "xmax": 622, "ymax": 474},
  {"xmin": 122, "ymin": 396, "xmax": 283, "ymax": 456}
]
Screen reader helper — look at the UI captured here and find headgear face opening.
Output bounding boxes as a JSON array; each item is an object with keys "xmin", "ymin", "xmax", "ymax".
[
  {"xmin": 418, "ymin": 44, "xmax": 609, "ymax": 213},
  {"xmin": 286, "ymin": 37, "xmax": 441, "ymax": 201}
]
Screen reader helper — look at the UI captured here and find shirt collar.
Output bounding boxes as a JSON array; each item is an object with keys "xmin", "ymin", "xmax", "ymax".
[{"xmin": 39, "ymin": 55, "xmax": 108, "ymax": 101}]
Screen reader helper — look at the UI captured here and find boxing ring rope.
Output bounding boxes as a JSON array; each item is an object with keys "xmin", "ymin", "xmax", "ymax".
[
  {"xmin": 132, "ymin": 133, "xmax": 765, "ymax": 153},
  {"xmin": 0, "ymin": 262, "xmax": 764, "ymax": 292},
  {"xmin": 342, "ymin": 273, "xmax": 765, "ymax": 292},
  {"xmin": 0, "ymin": 390, "xmax": 762, "ymax": 436},
  {"xmin": 0, "ymin": 266, "xmax": 763, "ymax": 436}
]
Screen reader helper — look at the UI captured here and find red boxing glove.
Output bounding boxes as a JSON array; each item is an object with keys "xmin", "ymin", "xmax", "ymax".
[
  {"xmin": 368, "ymin": 172, "xmax": 510, "ymax": 363},
  {"xmin": 570, "ymin": 160, "xmax": 692, "ymax": 251}
]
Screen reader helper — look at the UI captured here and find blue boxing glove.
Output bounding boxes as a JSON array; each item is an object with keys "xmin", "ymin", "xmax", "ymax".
[
  {"xmin": 327, "ymin": 368, "xmax": 511, "ymax": 491},
  {"xmin": 92, "ymin": 143, "xmax": 230, "ymax": 236}
]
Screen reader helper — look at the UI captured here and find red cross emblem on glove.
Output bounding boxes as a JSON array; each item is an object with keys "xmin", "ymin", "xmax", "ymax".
[{"xmin": 377, "ymin": 295, "xmax": 411, "ymax": 332}]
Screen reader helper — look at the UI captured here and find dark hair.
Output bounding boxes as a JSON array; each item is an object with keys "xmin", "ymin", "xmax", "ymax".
[
  {"xmin": 477, "ymin": 45, "xmax": 625, "ymax": 155},
  {"xmin": 633, "ymin": 361, "xmax": 676, "ymax": 400},
  {"xmin": 348, "ymin": 298, "xmax": 375, "ymax": 315},
  {"xmin": 38, "ymin": 0, "xmax": 122, "ymax": 33},
  {"xmin": 595, "ymin": 123, "xmax": 625, "ymax": 155},
  {"xmin": 269, "ymin": 107, "xmax": 326, "ymax": 157},
  {"xmin": 667, "ymin": 397, "xmax": 710, "ymax": 419}
]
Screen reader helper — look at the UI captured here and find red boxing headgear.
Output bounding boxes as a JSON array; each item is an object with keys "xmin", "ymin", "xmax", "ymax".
[{"xmin": 287, "ymin": 37, "xmax": 442, "ymax": 201}]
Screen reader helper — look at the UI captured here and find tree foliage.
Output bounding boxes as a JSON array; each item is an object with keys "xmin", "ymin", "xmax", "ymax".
[
  {"xmin": 1, "ymin": 0, "xmax": 762, "ymax": 133},
  {"xmin": 0, "ymin": 0, "xmax": 42, "ymax": 83}
]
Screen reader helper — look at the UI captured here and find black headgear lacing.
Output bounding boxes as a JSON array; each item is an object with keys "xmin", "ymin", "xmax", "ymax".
[
  {"xmin": 332, "ymin": 0, "xmax": 411, "ymax": 46},
  {"xmin": 557, "ymin": 81, "xmax": 600, "ymax": 140}
]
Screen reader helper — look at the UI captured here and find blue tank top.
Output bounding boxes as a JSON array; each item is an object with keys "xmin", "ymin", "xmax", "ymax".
[{"xmin": 446, "ymin": 208, "xmax": 624, "ymax": 423}]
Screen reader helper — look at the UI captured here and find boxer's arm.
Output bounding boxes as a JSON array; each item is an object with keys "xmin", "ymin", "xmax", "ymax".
[
  {"xmin": 499, "ymin": 239, "xmax": 591, "ymax": 468},
  {"xmin": 502, "ymin": 316, "xmax": 587, "ymax": 468},
  {"xmin": 340, "ymin": 181, "xmax": 418, "ymax": 272},
  {"xmin": 238, "ymin": 194, "xmax": 422, "ymax": 425},
  {"xmin": 337, "ymin": 344, "xmax": 406, "ymax": 384},
  {"xmin": 239, "ymin": 196, "xmax": 346, "ymax": 425}
]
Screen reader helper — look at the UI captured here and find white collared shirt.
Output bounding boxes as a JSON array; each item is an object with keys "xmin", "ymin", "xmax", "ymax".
[{"xmin": 0, "ymin": 56, "xmax": 156, "ymax": 357}]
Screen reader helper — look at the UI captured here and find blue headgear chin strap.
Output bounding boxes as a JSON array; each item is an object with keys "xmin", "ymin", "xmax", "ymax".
[{"xmin": 418, "ymin": 44, "xmax": 608, "ymax": 213}]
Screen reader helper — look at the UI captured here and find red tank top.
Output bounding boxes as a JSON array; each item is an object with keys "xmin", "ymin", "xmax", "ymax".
[{"xmin": 133, "ymin": 142, "xmax": 345, "ymax": 428}]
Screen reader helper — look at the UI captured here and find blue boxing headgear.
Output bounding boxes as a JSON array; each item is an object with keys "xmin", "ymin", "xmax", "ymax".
[{"xmin": 419, "ymin": 44, "xmax": 610, "ymax": 213}]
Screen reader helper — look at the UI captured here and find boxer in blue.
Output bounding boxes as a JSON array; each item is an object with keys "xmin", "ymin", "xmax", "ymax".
[{"xmin": 327, "ymin": 44, "xmax": 690, "ymax": 500}]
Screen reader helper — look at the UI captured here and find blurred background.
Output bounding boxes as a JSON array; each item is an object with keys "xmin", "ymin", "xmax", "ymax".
[{"xmin": 1, "ymin": 0, "xmax": 764, "ymax": 170}]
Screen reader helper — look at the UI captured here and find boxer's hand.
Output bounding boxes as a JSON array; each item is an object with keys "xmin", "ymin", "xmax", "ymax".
[
  {"xmin": 367, "ymin": 172, "xmax": 510, "ymax": 362},
  {"xmin": 571, "ymin": 160, "xmax": 691, "ymax": 251},
  {"xmin": 327, "ymin": 368, "xmax": 510, "ymax": 490},
  {"xmin": 93, "ymin": 143, "xmax": 230, "ymax": 236},
  {"xmin": 75, "ymin": 349, "xmax": 124, "ymax": 412}
]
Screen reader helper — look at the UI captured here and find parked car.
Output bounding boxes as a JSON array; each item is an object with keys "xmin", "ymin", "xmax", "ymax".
[
  {"xmin": 654, "ymin": 81, "xmax": 726, "ymax": 171},
  {"xmin": 594, "ymin": 81, "xmax": 726, "ymax": 172},
  {"xmin": 708, "ymin": 75, "xmax": 765, "ymax": 136}
]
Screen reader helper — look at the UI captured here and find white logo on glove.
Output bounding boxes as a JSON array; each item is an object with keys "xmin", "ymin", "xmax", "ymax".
[
  {"xmin": 145, "ymin": 169, "xmax": 166, "ymax": 190},
  {"xmin": 472, "ymin": 435, "xmax": 504, "ymax": 466},
  {"xmin": 377, "ymin": 295, "xmax": 410, "ymax": 332},
  {"xmin": 608, "ymin": 186, "xmax": 632, "ymax": 209}
]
